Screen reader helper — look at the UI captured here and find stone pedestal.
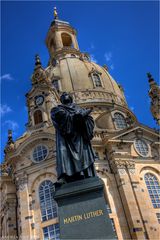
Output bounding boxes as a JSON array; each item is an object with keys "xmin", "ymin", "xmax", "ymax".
[{"xmin": 55, "ymin": 177, "xmax": 116, "ymax": 239}]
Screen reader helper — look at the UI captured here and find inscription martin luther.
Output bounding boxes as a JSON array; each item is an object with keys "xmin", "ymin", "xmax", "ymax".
[{"xmin": 63, "ymin": 209, "xmax": 104, "ymax": 224}]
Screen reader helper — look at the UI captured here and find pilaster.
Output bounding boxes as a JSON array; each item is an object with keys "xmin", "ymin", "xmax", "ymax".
[
  {"xmin": 128, "ymin": 167, "xmax": 159, "ymax": 239},
  {"xmin": 16, "ymin": 173, "xmax": 32, "ymax": 240},
  {"xmin": 110, "ymin": 160, "xmax": 146, "ymax": 239}
]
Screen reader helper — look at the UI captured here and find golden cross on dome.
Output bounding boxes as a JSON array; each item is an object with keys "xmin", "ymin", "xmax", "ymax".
[{"xmin": 54, "ymin": 7, "xmax": 58, "ymax": 19}]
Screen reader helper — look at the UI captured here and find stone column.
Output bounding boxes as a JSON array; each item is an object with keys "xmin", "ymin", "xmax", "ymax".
[
  {"xmin": 71, "ymin": 35, "xmax": 79, "ymax": 50},
  {"xmin": 55, "ymin": 32, "xmax": 63, "ymax": 50}
]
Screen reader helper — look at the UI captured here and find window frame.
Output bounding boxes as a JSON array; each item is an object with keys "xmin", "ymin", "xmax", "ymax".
[
  {"xmin": 89, "ymin": 69, "xmax": 104, "ymax": 88},
  {"xmin": 156, "ymin": 213, "xmax": 160, "ymax": 224},
  {"xmin": 113, "ymin": 112, "xmax": 128, "ymax": 130},
  {"xmin": 43, "ymin": 223, "xmax": 60, "ymax": 240},
  {"xmin": 134, "ymin": 139, "xmax": 150, "ymax": 157},
  {"xmin": 31, "ymin": 144, "xmax": 49, "ymax": 163},
  {"xmin": 91, "ymin": 73, "xmax": 102, "ymax": 87},
  {"xmin": 144, "ymin": 173, "xmax": 160, "ymax": 209},
  {"xmin": 61, "ymin": 32, "xmax": 73, "ymax": 48},
  {"xmin": 33, "ymin": 109, "xmax": 43, "ymax": 125},
  {"xmin": 39, "ymin": 180, "xmax": 58, "ymax": 222}
]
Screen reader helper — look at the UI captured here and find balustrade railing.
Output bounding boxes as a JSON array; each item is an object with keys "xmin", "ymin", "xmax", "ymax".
[{"xmin": 70, "ymin": 90, "xmax": 127, "ymax": 106}]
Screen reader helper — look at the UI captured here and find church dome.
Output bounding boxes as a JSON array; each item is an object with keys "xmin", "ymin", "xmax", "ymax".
[
  {"xmin": 45, "ymin": 14, "xmax": 127, "ymax": 108},
  {"xmin": 46, "ymin": 54, "xmax": 127, "ymax": 108}
]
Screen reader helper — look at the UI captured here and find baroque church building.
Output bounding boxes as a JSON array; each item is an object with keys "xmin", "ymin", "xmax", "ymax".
[{"xmin": 1, "ymin": 8, "xmax": 160, "ymax": 240}]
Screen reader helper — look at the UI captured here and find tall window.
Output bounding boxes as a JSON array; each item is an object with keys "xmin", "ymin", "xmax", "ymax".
[
  {"xmin": 144, "ymin": 173, "xmax": 160, "ymax": 208},
  {"xmin": 61, "ymin": 33, "xmax": 73, "ymax": 47},
  {"xmin": 39, "ymin": 180, "xmax": 58, "ymax": 221},
  {"xmin": 34, "ymin": 110, "xmax": 43, "ymax": 125},
  {"xmin": 43, "ymin": 224, "xmax": 60, "ymax": 240},
  {"xmin": 92, "ymin": 73, "xmax": 102, "ymax": 87},
  {"xmin": 114, "ymin": 112, "xmax": 127, "ymax": 129}
]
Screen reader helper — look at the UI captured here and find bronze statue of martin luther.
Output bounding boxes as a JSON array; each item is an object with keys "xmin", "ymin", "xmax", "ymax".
[{"xmin": 51, "ymin": 92, "xmax": 96, "ymax": 183}]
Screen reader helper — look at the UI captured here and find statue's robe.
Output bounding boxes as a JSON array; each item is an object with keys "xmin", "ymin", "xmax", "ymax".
[{"xmin": 51, "ymin": 103, "xmax": 96, "ymax": 180}]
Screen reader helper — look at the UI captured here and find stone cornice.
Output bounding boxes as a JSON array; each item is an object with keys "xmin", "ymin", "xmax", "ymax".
[
  {"xmin": 8, "ymin": 132, "xmax": 55, "ymax": 160},
  {"xmin": 110, "ymin": 152, "xmax": 158, "ymax": 162},
  {"xmin": 47, "ymin": 23, "xmax": 76, "ymax": 36},
  {"xmin": 15, "ymin": 157, "xmax": 56, "ymax": 176},
  {"xmin": 54, "ymin": 47, "xmax": 81, "ymax": 59},
  {"xmin": 109, "ymin": 125, "xmax": 159, "ymax": 140}
]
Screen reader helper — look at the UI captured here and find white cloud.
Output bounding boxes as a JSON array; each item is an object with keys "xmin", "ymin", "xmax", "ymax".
[
  {"xmin": 104, "ymin": 52, "xmax": 115, "ymax": 70},
  {"xmin": 104, "ymin": 52, "xmax": 112, "ymax": 62},
  {"xmin": 90, "ymin": 54, "xmax": 97, "ymax": 63},
  {"xmin": 3, "ymin": 120, "xmax": 19, "ymax": 131},
  {"xmin": 130, "ymin": 106, "xmax": 135, "ymax": 112},
  {"xmin": 0, "ymin": 104, "xmax": 12, "ymax": 117},
  {"xmin": 0, "ymin": 73, "xmax": 14, "ymax": 81}
]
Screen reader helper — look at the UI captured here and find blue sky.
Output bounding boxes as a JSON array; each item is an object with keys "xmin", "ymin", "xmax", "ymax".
[{"xmin": 1, "ymin": 0, "xmax": 159, "ymax": 162}]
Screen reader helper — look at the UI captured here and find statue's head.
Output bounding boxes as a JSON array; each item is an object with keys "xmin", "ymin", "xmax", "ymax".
[{"xmin": 60, "ymin": 92, "xmax": 73, "ymax": 105}]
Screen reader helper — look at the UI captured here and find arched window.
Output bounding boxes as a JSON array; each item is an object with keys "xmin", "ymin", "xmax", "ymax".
[
  {"xmin": 144, "ymin": 173, "xmax": 160, "ymax": 208},
  {"xmin": 39, "ymin": 180, "xmax": 58, "ymax": 221},
  {"xmin": 114, "ymin": 112, "xmax": 127, "ymax": 129},
  {"xmin": 34, "ymin": 110, "xmax": 43, "ymax": 125},
  {"xmin": 92, "ymin": 73, "xmax": 102, "ymax": 87},
  {"xmin": 61, "ymin": 33, "xmax": 73, "ymax": 47}
]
